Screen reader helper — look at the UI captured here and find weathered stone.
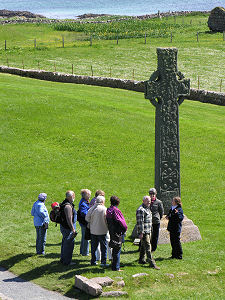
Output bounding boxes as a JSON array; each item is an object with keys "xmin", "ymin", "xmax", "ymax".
[
  {"xmin": 177, "ymin": 272, "xmax": 188, "ymax": 276},
  {"xmin": 116, "ymin": 280, "xmax": 125, "ymax": 287},
  {"xmin": 132, "ymin": 215, "xmax": 201, "ymax": 243},
  {"xmin": 101, "ymin": 291, "xmax": 128, "ymax": 297},
  {"xmin": 165, "ymin": 273, "xmax": 175, "ymax": 278},
  {"xmin": 90, "ymin": 277, "xmax": 114, "ymax": 287},
  {"xmin": 158, "ymin": 215, "xmax": 202, "ymax": 244},
  {"xmin": 208, "ymin": 7, "xmax": 225, "ymax": 32},
  {"xmin": 132, "ymin": 273, "xmax": 149, "ymax": 278},
  {"xmin": 74, "ymin": 275, "xmax": 102, "ymax": 296},
  {"xmin": 145, "ymin": 47, "xmax": 190, "ymax": 214}
]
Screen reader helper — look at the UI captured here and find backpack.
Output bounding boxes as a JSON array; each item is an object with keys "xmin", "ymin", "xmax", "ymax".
[
  {"xmin": 50, "ymin": 202, "xmax": 66, "ymax": 225},
  {"xmin": 50, "ymin": 208, "xmax": 62, "ymax": 224}
]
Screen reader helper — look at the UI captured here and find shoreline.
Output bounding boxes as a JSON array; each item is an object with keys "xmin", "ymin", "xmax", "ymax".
[{"xmin": 0, "ymin": 9, "xmax": 210, "ymax": 24}]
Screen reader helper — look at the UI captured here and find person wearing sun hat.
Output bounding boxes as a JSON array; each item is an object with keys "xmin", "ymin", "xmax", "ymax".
[
  {"xmin": 31, "ymin": 193, "xmax": 49, "ymax": 255},
  {"xmin": 149, "ymin": 188, "xmax": 164, "ymax": 253}
]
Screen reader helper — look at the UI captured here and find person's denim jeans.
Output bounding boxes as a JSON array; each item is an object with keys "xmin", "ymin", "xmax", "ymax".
[
  {"xmin": 79, "ymin": 223, "xmax": 89, "ymax": 256},
  {"xmin": 35, "ymin": 226, "xmax": 47, "ymax": 255},
  {"xmin": 91, "ymin": 234, "xmax": 107, "ymax": 265},
  {"xmin": 112, "ymin": 247, "xmax": 121, "ymax": 271},
  {"xmin": 60, "ymin": 225, "xmax": 75, "ymax": 265}
]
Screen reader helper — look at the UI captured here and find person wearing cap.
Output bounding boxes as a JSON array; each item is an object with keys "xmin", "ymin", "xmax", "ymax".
[
  {"xmin": 136, "ymin": 195, "xmax": 160, "ymax": 269},
  {"xmin": 149, "ymin": 188, "xmax": 164, "ymax": 252},
  {"xmin": 85, "ymin": 195, "xmax": 108, "ymax": 267},
  {"xmin": 31, "ymin": 193, "xmax": 49, "ymax": 255},
  {"xmin": 60, "ymin": 190, "xmax": 77, "ymax": 265}
]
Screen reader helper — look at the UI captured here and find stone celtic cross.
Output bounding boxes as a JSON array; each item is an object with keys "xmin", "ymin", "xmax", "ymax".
[{"xmin": 145, "ymin": 48, "xmax": 190, "ymax": 213}]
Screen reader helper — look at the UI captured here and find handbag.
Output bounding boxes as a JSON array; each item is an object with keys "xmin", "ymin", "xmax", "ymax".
[
  {"xmin": 109, "ymin": 233, "xmax": 122, "ymax": 249},
  {"xmin": 77, "ymin": 209, "xmax": 87, "ymax": 225},
  {"xmin": 84, "ymin": 226, "xmax": 91, "ymax": 240}
]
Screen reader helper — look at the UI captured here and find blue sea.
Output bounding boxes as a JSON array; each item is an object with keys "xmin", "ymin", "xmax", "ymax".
[{"xmin": 0, "ymin": 0, "xmax": 224, "ymax": 19}]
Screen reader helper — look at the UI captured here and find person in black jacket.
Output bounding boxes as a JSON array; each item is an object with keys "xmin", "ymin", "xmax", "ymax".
[
  {"xmin": 166, "ymin": 196, "xmax": 184, "ymax": 259},
  {"xmin": 60, "ymin": 190, "xmax": 77, "ymax": 265},
  {"xmin": 149, "ymin": 188, "xmax": 164, "ymax": 252}
]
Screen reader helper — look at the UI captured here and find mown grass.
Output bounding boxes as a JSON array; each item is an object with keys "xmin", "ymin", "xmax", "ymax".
[
  {"xmin": 0, "ymin": 73, "xmax": 224, "ymax": 299},
  {"xmin": 0, "ymin": 13, "xmax": 224, "ymax": 91}
]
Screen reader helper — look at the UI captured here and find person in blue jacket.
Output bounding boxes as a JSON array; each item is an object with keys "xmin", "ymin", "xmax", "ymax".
[
  {"xmin": 78, "ymin": 189, "xmax": 91, "ymax": 256},
  {"xmin": 31, "ymin": 193, "xmax": 49, "ymax": 255},
  {"xmin": 167, "ymin": 196, "xmax": 184, "ymax": 259}
]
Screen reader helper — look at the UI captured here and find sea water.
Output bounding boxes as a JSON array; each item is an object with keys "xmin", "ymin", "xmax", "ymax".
[{"xmin": 0, "ymin": 0, "xmax": 224, "ymax": 19}]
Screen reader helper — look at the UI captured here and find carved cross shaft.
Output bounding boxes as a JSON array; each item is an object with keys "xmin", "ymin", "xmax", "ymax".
[{"xmin": 145, "ymin": 48, "xmax": 190, "ymax": 213}]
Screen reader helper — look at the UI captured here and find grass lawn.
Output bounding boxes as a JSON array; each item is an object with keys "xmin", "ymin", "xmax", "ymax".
[
  {"xmin": 0, "ymin": 72, "xmax": 224, "ymax": 299},
  {"xmin": 0, "ymin": 13, "xmax": 224, "ymax": 92}
]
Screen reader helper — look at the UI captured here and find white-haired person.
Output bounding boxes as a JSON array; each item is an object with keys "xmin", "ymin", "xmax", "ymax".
[
  {"xmin": 136, "ymin": 195, "xmax": 160, "ymax": 269},
  {"xmin": 31, "ymin": 193, "xmax": 49, "ymax": 255},
  {"xmin": 85, "ymin": 195, "xmax": 109, "ymax": 266},
  {"xmin": 78, "ymin": 189, "xmax": 91, "ymax": 256}
]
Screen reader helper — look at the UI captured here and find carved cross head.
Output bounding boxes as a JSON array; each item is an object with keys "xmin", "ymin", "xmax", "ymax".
[{"xmin": 145, "ymin": 48, "xmax": 190, "ymax": 107}]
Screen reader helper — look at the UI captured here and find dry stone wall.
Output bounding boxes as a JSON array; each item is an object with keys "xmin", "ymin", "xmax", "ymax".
[{"xmin": 0, "ymin": 66, "xmax": 224, "ymax": 106}]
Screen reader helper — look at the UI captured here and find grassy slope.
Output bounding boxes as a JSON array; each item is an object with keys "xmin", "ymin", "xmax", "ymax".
[{"xmin": 0, "ymin": 73, "xmax": 224, "ymax": 299}]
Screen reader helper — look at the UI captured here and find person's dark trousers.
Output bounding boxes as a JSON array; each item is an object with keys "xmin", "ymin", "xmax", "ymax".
[
  {"xmin": 151, "ymin": 223, "xmax": 160, "ymax": 252},
  {"xmin": 60, "ymin": 225, "xmax": 75, "ymax": 265},
  {"xmin": 91, "ymin": 234, "xmax": 107, "ymax": 265},
  {"xmin": 112, "ymin": 247, "xmax": 121, "ymax": 271},
  {"xmin": 35, "ymin": 226, "xmax": 47, "ymax": 255},
  {"xmin": 170, "ymin": 231, "xmax": 183, "ymax": 259},
  {"xmin": 139, "ymin": 233, "xmax": 155, "ymax": 266}
]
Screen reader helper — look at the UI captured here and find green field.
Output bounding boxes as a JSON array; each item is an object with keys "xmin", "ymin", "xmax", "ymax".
[
  {"xmin": 0, "ymin": 13, "xmax": 224, "ymax": 91},
  {"xmin": 0, "ymin": 13, "xmax": 225, "ymax": 299},
  {"xmin": 0, "ymin": 71, "xmax": 224, "ymax": 299}
]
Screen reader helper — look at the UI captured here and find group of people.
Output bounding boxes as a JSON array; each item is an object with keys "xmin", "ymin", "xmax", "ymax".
[{"xmin": 31, "ymin": 187, "xmax": 184, "ymax": 271}]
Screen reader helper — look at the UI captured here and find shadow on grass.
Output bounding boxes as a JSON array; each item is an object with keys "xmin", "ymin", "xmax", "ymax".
[
  {"xmin": 29, "ymin": 242, "xmax": 62, "ymax": 248},
  {"xmin": 0, "ymin": 253, "xmax": 34, "ymax": 269},
  {"xmin": 155, "ymin": 256, "xmax": 173, "ymax": 261}
]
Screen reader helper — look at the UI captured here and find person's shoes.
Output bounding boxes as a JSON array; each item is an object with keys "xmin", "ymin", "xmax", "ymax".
[
  {"xmin": 112, "ymin": 268, "xmax": 123, "ymax": 272},
  {"xmin": 176, "ymin": 256, "xmax": 182, "ymax": 260},
  {"xmin": 138, "ymin": 260, "xmax": 147, "ymax": 264},
  {"xmin": 91, "ymin": 262, "xmax": 98, "ymax": 266},
  {"xmin": 150, "ymin": 264, "xmax": 160, "ymax": 270},
  {"xmin": 100, "ymin": 263, "xmax": 109, "ymax": 267}
]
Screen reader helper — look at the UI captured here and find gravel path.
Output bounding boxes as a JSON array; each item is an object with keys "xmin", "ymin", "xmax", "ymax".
[{"xmin": 0, "ymin": 267, "xmax": 74, "ymax": 300}]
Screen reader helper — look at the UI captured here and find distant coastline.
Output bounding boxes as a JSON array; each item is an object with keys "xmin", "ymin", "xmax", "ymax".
[{"xmin": 0, "ymin": 9, "xmax": 211, "ymax": 24}]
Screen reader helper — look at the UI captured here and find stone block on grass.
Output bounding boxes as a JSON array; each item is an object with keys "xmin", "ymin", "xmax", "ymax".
[
  {"xmin": 74, "ymin": 275, "xmax": 102, "ymax": 296},
  {"xmin": 132, "ymin": 273, "xmax": 149, "ymax": 278},
  {"xmin": 101, "ymin": 291, "xmax": 128, "ymax": 297},
  {"xmin": 90, "ymin": 276, "xmax": 114, "ymax": 287}
]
